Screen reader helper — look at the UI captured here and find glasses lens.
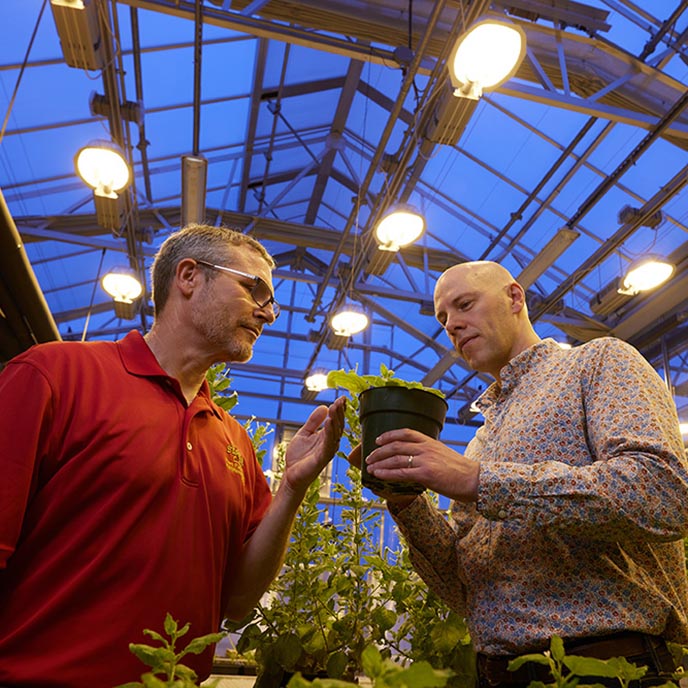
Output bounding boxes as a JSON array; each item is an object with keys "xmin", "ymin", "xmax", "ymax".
[
  {"xmin": 252, "ymin": 278, "xmax": 280, "ymax": 318},
  {"xmin": 252, "ymin": 278, "xmax": 272, "ymax": 306}
]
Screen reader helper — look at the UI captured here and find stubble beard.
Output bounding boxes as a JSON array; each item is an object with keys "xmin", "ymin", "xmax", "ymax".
[{"xmin": 193, "ymin": 307, "xmax": 255, "ymax": 364}]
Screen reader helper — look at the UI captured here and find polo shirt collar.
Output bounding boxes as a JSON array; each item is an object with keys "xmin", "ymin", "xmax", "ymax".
[
  {"xmin": 117, "ymin": 330, "xmax": 168, "ymax": 377},
  {"xmin": 117, "ymin": 330, "xmax": 222, "ymax": 418}
]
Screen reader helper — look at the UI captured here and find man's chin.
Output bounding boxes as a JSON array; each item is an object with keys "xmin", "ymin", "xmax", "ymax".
[
  {"xmin": 216, "ymin": 346, "xmax": 253, "ymax": 365},
  {"xmin": 232, "ymin": 348, "xmax": 253, "ymax": 364}
]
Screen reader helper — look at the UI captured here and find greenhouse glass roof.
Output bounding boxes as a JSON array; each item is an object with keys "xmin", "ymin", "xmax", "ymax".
[{"xmin": 1, "ymin": 0, "xmax": 688, "ymax": 456}]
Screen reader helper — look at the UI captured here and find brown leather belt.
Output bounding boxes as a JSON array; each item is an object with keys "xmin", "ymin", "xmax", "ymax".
[{"xmin": 477, "ymin": 632, "xmax": 675, "ymax": 687}]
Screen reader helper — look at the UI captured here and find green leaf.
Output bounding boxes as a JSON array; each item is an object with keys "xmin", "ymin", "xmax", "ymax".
[
  {"xmin": 313, "ymin": 681, "xmax": 361, "ymax": 688},
  {"xmin": 285, "ymin": 674, "xmax": 312, "ymax": 688},
  {"xmin": 372, "ymin": 607, "xmax": 397, "ymax": 632},
  {"xmin": 398, "ymin": 661, "xmax": 452, "ymax": 688},
  {"xmin": 430, "ymin": 621, "xmax": 462, "ymax": 653},
  {"xmin": 303, "ymin": 632, "xmax": 326, "ymax": 656},
  {"xmin": 236, "ymin": 623, "xmax": 263, "ymax": 653},
  {"xmin": 140, "ymin": 674, "xmax": 168, "ymax": 688},
  {"xmin": 326, "ymin": 370, "xmax": 370, "ymax": 395},
  {"xmin": 361, "ymin": 646, "xmax": 383, "ymax": 678},
  {"xmin": 274, "ymin": 633, "xmax": 304, "ymax": 670},
  {"xmin": 142, "ymin": 629, "xmax": 168, "ymax": 645},
  {"xmin": 507, "ymin": 654, "xmax": 551, "ymax": 670},
  {"xmin": 550, "ymin": 635, "xmax": 566, "ymax": 662},
  {"xmin": 128, "ymin": 643, "xmax": 167, "ymax": 669},
  {"xmin": 173, "ymin": 663, "xmax": 199, "ymax": 680},
  {"xmin": 565, "ymin": 655, "xmax": 647, "ymax": 681},
  {"xmin": 564, "ymin": 656, "xmax": 621, "ymax": 678},
  {"xmin": 164, "ymin": 613, "xmax": 178, "ymax": 638},
  {"xmin": 326, "ymin": 367, "xmax": 445, "ymax": 398},
  {"xmin": 216, "ymin": 393, "xmax": 239, "ymax": 412},
  {"xmin": 182, "ymin": 632, "xmax": 225, "ymax": 655},
  {"xmin": 326, "ymin": 650, "xmax": 349, "ymax": 678}
]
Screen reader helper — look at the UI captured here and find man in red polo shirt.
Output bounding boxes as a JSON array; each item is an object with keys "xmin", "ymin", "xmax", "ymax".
[{"xmin": 0, "ymin": 224, "xmax": 345, "ymax": 687}]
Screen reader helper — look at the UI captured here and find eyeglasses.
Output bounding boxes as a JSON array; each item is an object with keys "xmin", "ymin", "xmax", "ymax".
[{"xmin": 195, "ymin": 259, "xmax": 280, "ymax": 318}]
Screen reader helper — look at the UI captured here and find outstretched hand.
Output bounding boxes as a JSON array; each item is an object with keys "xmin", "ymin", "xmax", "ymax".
[{"xmin": 283, "ymin": 396, "xmax": 346, "ymax": 495}]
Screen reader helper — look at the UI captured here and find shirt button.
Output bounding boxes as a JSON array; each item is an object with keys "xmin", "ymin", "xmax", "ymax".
[
  {"xmin": 187, "ymin": 441, "xmax": 193, "ymax": 451},
  {"xmin": 498, "ymin": 509, "xmax": 507, "ymax": 519}
]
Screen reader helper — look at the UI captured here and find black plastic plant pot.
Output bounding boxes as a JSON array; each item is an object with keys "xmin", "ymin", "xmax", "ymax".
[{"xmin": 358, "ymin": 385, "xmax": 448, "ymax": 495}]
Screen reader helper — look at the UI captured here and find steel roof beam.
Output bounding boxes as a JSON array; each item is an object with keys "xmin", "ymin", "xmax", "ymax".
[
  {"xmin": 305, "ymin": 58, "xmax": 364, "ymax": 225},
  {"xmin": 118, "ymin": 0, "xmax": 419, "ymax": 69},
  {"xmin": 238, "ymin": 37, "xmax": 268, "ymax": 212},
  {"xmin": 500, "ymin": 82, "xmax": 688, "ymax": 143},
  {"xmin": 494, "ymin": 0, "xmax": 611, "ymax": 33},
  {"xmin": 531, "ymin": 162, "xmax": 688, "ymax": 322},
  {"xmin": 485, "ymin": 96, "xmax": 688, "ymax": 236},
  {"xmin": 17, "ymin": 210, "xmax": 460, "ymax": 272}
]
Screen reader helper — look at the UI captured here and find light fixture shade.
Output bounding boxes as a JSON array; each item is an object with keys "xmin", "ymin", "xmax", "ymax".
[
  {"xmin": 618, "ymin": 257, "xmax": 675, "ymax": 295},
  {"xmin": 374, "ymin": 204, "xmax": 426, "ymax": 251},
  {"xmin": 680, "ymin": 422, "xmax": 688, "ymax": 438},
  {"xmin": 330, "ymin": 304, "xmax": 369, "ymax": 337},
  {"xmin": 75, "ymin": 140, "xmax": 131, "ymax": 195},
  {"xmin": 304, "ymin": 372, "xmax": 329, "ymax": 392},
  {"xmin": 449, "ymin": 19, "xmax": 526, "ymax": 99},
  {"xmin": 101, "ymin": 269, "xmax": 143, "ymax": 303}
]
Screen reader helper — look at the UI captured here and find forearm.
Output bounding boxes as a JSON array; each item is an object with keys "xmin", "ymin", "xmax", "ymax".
[
  {"xmin": 479, "ymin": 449, "xmax": 688, "ymax": 541},
  {"xmin": 223, "ymin": 481, "xmax": 306, "ymax": 620},
  {"xmin": 389, "ymin": 495, "xmax": 468, "ymax": 615},
  {"xmin": 224, "ymin": 398, "xmax": 345, "ymax": 619}
]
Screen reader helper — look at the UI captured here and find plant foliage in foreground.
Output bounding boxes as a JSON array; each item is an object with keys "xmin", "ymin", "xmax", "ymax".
[
  {"xmin": 116, "ymin": 613, "xmax": 225, "ymax": 688},
  {"xmin": 286, "ymin": 645, "xmax": 452, "ymax": 688},
  {"xmin": 507, "ymin": 635, "xmax": 682, "ymax": 688}
]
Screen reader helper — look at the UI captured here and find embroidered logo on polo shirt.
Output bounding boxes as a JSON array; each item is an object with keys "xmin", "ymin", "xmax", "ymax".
[{"xmin": 225, "ymin": 444, "xmax": 245, "ymax": 485}]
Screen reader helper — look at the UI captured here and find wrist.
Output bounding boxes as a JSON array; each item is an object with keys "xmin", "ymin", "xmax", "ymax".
[{"xmin": 386, "ymin": 494, "xmax": 418, "ymax": 513}]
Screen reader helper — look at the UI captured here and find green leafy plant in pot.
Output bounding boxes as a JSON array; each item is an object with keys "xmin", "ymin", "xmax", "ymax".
[
  {"xmin": 225, "ymin": 364, "xmax": 475, "ymax": 688},
  {"xmin": 327, "ymin": 365, "xmax": 448, "ymax": 495}
]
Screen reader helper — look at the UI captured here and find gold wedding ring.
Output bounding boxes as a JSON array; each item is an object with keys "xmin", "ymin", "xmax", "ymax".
[{"xmin": 408, "ymin": 455, "xmax": 414, "ymax": 468}]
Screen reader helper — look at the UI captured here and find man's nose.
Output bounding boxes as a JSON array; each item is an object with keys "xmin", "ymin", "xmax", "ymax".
[
  {"xmin": 256, "ymin": 303, "xmax": 276, "ymax": 324},
  {"xmin": 445, "ymin": 312, "xmax": 465, "ymax": 332}
]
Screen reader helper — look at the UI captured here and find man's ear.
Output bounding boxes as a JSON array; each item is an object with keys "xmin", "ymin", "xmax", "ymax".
[
  {"xmin": 507, "ymin": 282, "xmax": 526, "ymax": 313},
  {"xmin": 176, "ymin": 258, "xmax": 201, "ymax": 298}
]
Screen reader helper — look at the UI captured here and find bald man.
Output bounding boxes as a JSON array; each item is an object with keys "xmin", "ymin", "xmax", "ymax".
[{"xmin": 365, "ymin": 261, "xmax": 688, "ymax": 687}]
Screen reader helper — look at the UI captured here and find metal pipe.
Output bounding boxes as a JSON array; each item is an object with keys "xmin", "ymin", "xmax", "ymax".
[
  {"xmin": 129, "ymin": 7, "xmax": 154, "ymax": 202},
  {"xmin": 192, "ymin": 0, "xmax": 203, "ymax": 156}
]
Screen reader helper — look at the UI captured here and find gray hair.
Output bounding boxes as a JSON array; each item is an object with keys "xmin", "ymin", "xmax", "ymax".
[{"xmin": 150, "ymin": 223, "xmax": 275, "ymax": 316}]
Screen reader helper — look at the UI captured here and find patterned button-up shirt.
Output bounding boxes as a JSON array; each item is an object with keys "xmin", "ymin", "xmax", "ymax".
[{"xmin": 391, "ymin": 338, "xmax": 688, "ymax": 655}]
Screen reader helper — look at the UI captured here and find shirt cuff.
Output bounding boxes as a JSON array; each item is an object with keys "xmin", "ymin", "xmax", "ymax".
[{"xmin": 477, "ymin": 461, "xmax": 532, "ymax": 522}]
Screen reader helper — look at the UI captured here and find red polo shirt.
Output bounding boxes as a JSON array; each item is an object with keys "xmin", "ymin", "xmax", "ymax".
[{"xmin": 0, "ymin": 331, "xmax": 272, "ymax": 687}]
